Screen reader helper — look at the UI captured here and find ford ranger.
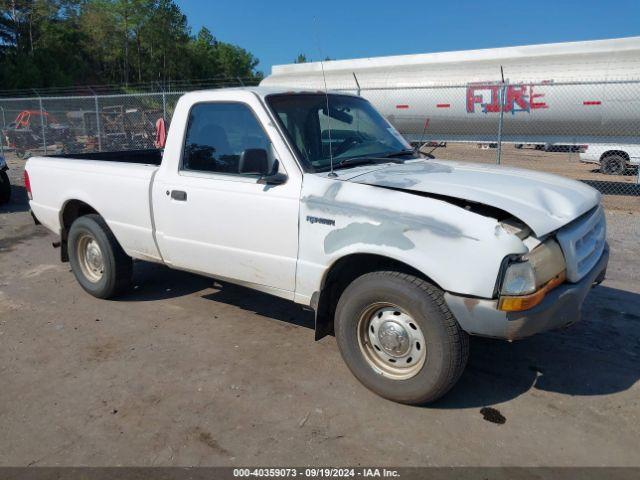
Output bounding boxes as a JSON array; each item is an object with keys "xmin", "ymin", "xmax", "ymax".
[{"xmin": 25, "ymin": 87, "xmax": 608, "ymax": 404}]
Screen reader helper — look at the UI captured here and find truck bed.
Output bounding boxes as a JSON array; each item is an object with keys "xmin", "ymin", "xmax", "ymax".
[
  {"xmin": 54, "ymin": 148, "xmax": 163, "ymax": 165},
  {"xmin": 27, "ymin": 153, "xmax": 162, "ymax": 263}
]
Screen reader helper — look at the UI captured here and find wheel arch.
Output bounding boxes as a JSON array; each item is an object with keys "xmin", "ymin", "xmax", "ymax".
[
  {"xmin": 312, "ymin": 252, "xmax": 442, "ymax": 340},
  {"xmin": 59, "ymin": 199, "xmax": 100, "ymax": 261},
  {"xmin": 600, "ymin": 150, "xmax": 630, "ymax": 162}
]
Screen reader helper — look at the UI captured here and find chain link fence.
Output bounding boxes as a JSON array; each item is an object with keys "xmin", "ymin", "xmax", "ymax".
[
  {"xmin": 0, "ymin": 91, "xmax": 185, "ymax": 158},
  {"xmin": 350, "ymin": 79, "xmax": 640, "ymax": 207},
  {"xmin": 1, "ymin": 79, "xmax": 639, "ymax": 209}
]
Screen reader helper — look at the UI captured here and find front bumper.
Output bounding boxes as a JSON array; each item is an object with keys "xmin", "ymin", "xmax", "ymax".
[{"xmin": 444, "ymin": 244, "xmax": 609, "ymax": 340}]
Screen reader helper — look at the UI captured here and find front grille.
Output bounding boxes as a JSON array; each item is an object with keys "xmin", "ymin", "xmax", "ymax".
[{"xmin": 556, "ymin": 206, "xmax": 606, "ymax": 283}]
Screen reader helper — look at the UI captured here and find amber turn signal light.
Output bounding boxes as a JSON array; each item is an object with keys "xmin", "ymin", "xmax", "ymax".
[{"xmin": 498, "ymin": 271, "xmax": 566, "ymax": 312}]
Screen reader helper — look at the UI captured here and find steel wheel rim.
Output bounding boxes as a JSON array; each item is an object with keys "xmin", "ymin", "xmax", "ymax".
[
  {"xmin": 357, "ymin": 302, "xmax": 426, "ymax": 380},
  {"xmin": 611, "ymin": 161, "xmax": 624, "ymax": 174},
  {"xmin": 76, "ymin": 233, "xmax": 104, "ymax": 283},
  {"xmin": 604, "ymin": 159, "xmax": 624, "ymax": 175}
]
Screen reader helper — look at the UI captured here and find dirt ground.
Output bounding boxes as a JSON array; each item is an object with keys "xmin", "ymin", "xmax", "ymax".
[{"xmin": 0, "ymin": 151, "xmax": 639, "ymax": 467}]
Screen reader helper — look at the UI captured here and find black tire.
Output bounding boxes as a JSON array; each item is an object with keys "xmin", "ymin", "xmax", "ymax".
[
  {"xmin": 334, "ymin": 271, "xmax": 469, "ymax": 405},
  {"xmin": 0, "ymin": 170, "xmax": 10, "ymax": 205},
  {"xmin": 68, "ymin": 214, "xmax": 132, "ymax": 299},
  {"xmin": 601, "ymin": 154, "xmax": 627, "ymax": 175},
  {"xmin": 515, "ymin": 143, "xmax": 523, "ymax": 149}
]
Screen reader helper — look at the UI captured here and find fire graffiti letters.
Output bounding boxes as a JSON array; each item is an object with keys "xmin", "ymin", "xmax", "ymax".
[{"xmin": 466, "ymin": 84, "xmax": 549, "ymax": 114}]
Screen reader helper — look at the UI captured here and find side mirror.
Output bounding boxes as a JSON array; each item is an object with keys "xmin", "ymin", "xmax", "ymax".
[
  {"xmin": 239, "ymin": 148, "xmax": 269, "ymax": 175},
  {"xmin": 258, "ymin": 159, "xmax": 288, "ymax": 186}
]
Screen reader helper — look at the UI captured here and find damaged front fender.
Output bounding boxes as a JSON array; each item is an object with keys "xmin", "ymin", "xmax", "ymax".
[{"xmin": 295, "ymin": 174, "xmax": 528, "ymax": 304}]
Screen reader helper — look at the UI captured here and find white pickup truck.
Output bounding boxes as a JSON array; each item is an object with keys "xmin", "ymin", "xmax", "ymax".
[
  {"xmin": 579, "ymin": 143, "xmax": 640, "ymax": 175},
  {"xmin": 26, "ymin": 87, "xmax": 608, "ymax": 404}
]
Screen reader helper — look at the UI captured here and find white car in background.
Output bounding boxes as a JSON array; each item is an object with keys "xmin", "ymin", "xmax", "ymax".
[{"xmin": 580, "ymin": 144, "xmax": 640, "ymax": 175}]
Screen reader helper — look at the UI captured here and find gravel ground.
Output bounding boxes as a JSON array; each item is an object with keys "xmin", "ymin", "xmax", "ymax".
[{"xmin": 0, "ymin": 152, "xmax": 638, "ymax": 467}]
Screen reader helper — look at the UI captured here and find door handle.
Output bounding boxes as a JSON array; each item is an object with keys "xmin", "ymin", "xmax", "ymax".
[{"xmin": 171, "ymin": 190, "xmax": 187, "ymax": 201}]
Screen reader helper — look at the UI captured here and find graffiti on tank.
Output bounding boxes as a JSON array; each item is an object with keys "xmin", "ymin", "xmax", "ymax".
[{"xmin": 466, "ymin": 83, "xmax": 549, "ymax": 114}]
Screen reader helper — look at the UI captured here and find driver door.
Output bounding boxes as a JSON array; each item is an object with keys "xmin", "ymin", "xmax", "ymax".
[{"xmin": 152, "ymin": 100, "xmax": 301, "ymax": 297}]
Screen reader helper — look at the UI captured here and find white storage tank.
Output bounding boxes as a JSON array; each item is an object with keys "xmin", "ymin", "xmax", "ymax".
[{"xmin": 261, "ymin": 37, "xmax": 640, "ymax": 144}]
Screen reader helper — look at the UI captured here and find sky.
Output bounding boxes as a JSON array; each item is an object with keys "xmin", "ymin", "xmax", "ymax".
[{"xmin": 176, "ymin": 0, "xmax": 640, "ymax": 75}]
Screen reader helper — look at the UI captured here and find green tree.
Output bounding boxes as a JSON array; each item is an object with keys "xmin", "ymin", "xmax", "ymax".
[
  {"xmin": 79, "ymin": 0, "xmax": 122, "ymax": 83},
  {"xmin": 216, "ymin": 41, "xmax": 259, "ymax": 79},
  {"xmin": 0, "ymin": 0, "xmax": 87, "ymax": 89},
  {"xmin": 188, "ymin": 27, "xmax": 220, "ymax": 79},
  {"xmin": 0, "ymin": 0, "xmax": 263, "ymax": 91}
]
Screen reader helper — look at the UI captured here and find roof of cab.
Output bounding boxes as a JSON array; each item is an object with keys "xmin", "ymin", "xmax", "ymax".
[{"xmin": 183, "ymin": 85, "xmax": 358, "ymax": 99}]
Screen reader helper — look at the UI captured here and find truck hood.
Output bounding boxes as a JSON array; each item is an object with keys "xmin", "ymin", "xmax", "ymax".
[{"xmin": 341, "ymin": 159, "xmax": 600, "ymax": 237}]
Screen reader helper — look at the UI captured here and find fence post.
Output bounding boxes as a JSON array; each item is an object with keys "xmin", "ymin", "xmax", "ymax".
[
  {"xmin": 94, "ymin": 94, "xmax": 102, "ymax": 152},
  {"xmin": 37, "ymin": 93, "xmax": 47, "ymax": 155},
  {"xmin": 495, "ymin": 81, "xmax": 507, "ymax": 165},
  {"xmin": 162, "ymin": 90, "xmax": 167, "ymax": 122}
]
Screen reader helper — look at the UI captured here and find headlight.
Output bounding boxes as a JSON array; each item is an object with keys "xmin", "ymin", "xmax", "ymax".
[
  {"xmin": 501, "ymin": 261, "xmax": 536, "ymax": 296},
  {"xmin": 499, "ymin": 239, "xmax": 566, "ymax": 311}
]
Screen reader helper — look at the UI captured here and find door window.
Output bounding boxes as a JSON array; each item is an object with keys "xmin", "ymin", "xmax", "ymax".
[{"xmin": 182, "ymin": 102, "xmax": 272, "ymax": 174}]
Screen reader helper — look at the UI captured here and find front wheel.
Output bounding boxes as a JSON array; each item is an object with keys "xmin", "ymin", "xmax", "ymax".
[
  {"xmin": 601, "ymin": 155, "xmax": 627, "ymax": 175},
  {"xmin": 68, "ymin": 214, "xmax": 132, "ymax": 298},
  {"xmin": 334, "ymin": 271, "xmax": 469, "ymax": 405}
]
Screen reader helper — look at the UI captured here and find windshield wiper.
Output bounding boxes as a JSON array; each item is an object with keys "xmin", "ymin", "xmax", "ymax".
[
  {"xmin": 380, "ymin": 149, "xmax": 418, "ymax": 158},
  {"xmin": 334, "ymin": 156, "xmax": 403, "ymax": 169}
]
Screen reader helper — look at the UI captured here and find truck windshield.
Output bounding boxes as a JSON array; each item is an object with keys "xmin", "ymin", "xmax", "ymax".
[{"xmin": 266, "ymin": 93, "xmax": 414, "ymax": 172}]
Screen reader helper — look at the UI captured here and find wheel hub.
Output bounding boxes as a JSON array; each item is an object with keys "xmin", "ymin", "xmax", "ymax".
[
  {"xmin": 77, "ymin": 233, "xmax": 104, "ymax": 283},
  {"xmin": 377, "ymin": 321, "xmax": 410, "ymax": 357},
  {"xmin": 358, "ymin": 304, "xmax": 427, "ymax": 380},
  {"xmin": 86, "ymin": 242, "xmax": 103, "ymax": 270}
]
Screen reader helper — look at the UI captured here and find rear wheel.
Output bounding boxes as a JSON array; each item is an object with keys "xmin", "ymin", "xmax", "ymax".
[
  {"xmin": 334, "ymin": 271, "xmax": 469, "ymax": 404},
  {"xmin": 601, "ymin": 154, "xmax": 627, "ymax": 175},
  {"xmin": 0, "ymin": 171, "xmax": 10, "ymax": 205},
  {"xmin": 68, "ymin": 214, "xmax": 132, "ymax": 298}
]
